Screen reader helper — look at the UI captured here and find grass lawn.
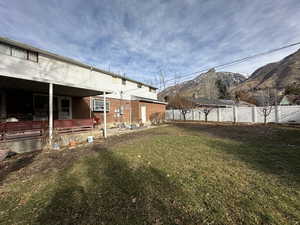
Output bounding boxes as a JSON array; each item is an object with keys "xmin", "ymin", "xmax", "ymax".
[{"xmin": 0, "ymin": 123, "xmax": 299, "ymax": 225}]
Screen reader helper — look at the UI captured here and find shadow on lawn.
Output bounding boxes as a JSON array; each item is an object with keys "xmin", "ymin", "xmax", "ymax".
[
  {"xmin": 174, "ymin": 123, "xmax": 300, "ymax": 186},
  {"xmin": 0, "ymin": 151, "xmax": 40, "ymax": 185},
  {"xmin": 34, "ymin": 148, "xmax": 202, "ymax": 225}
]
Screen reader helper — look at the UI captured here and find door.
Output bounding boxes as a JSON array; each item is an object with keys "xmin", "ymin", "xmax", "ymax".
[
  {"xmin": 58, "ymin": 97, "xmax": 72, "ymax": 120},
  {"xmin": 141, "ymin": 105, "xmax": 147, "ymax": 123}
]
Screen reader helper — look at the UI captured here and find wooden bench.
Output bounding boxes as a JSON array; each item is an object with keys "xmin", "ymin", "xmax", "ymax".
[
  {"xmin": 1, "ymin": 121, "xmax": 46, "ymax": 141},
  {"xmin": 0, "ymin": 119, "xmax": 93, "ymax": 141},
  {"xmin": 54, "ymin": 119, "xmax": 93, "ymax": 134}
]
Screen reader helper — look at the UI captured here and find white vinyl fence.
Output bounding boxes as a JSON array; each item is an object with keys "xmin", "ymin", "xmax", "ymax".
[{"xmin": 166, "ymin": 106, "xmax": 300, "ymax": 124}]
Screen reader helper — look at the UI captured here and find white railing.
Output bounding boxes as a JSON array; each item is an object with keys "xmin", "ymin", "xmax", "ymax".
[{"xmin": 166, "ymin": 106, "xmax": 300, "ymax": 124}]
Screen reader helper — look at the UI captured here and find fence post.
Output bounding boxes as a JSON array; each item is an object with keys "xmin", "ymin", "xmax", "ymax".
[
  {"xmin": 252, "ymin": 106, "xmax": 257, "ymax": 123},
  {"xmin": 217, "ymin": 108, "xmax": 221, "ymax": 122},
  {"xmin": 192, "ymin": 109, "xmax": 194, "ymax": 121},
  {"xmin": 233, "ymin": 106, "xmax": 238, "ymax": 123},
  {"xmin": 275, "ymin": 105, "xmax": 280, "ymax": 123},
  {"xmin": 172, "ymin": 109, "xmax": 175, "ymax": 120}
]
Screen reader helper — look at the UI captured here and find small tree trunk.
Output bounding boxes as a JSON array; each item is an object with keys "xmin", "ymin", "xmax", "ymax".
[
  {"xmin": 205, "ymin": 114, "xmax": 208, "ymax": 122},
  {"xmin": 182, "ymin": 111, "xmax": 186, "ymax": 121},
  {"xmin": 264, "ymin": 116, "xmax": 267, "ymax": 125}
]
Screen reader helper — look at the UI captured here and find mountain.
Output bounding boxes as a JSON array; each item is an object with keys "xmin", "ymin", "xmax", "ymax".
[
  {"xmin": 232, "ymin": 48, "xmax": 300, "ymax": 94},
  {"xmin": 158, "ymin": 68, "xmax": 246, "ymax": 101}
]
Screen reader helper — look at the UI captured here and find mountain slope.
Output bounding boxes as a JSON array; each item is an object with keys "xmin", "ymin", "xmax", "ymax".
[
  {"xmin": 158, "ymin": 69, "xmax": 246, "ymax": 100},
  {"xmin": 232, "ymin": 48, "xmax": 300, "ymax": 93}
]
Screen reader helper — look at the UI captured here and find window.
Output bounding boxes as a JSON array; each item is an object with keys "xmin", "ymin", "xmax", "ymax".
[
  {"xmin": 149, "ymin": 87, "xmax": 156, "ymax": 93},
  {"xmin": 137, "ymin": 83, "xmax": 142, "ymax": 88},
  {"xmin": 93, "ymin": 99, "xmax": 110, "ymax": 112},
  {"xmin": 122, "ymin": 78, "xmax": 126, "ymax": 85},
  {"xmin": 0, "ymin": 42, "xmax": 38, "ymax": 62},
  {"xmin": 0, "ymin": 43, "xmax": 11, "ymax": 55},
  {"xmin": 34, "ymin": 95, "xmax": 48, "ymax": 110},
  {"xmin": 61, "ymin": 99, "xmax": 70, "ymax": 113},
  {"xmin": 12, "ymin": 47, "xmax": 27, "ymax": 59},
  {"xmin": 28, "ymin": 51, "xmax": 38, "ymax": 62}
]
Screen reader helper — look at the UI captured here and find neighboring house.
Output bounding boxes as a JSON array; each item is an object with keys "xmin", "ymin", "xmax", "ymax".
[
  {"xmin": 190, "ymin": 98, "xmax": 254, "ymax": 108},
  {"xmin": 0, "ymin": 37, "xmax": 166, "ymax": 152},
  {"xmin": 279, "ymin": 95, "xmax": 300, "ymax": 106}
]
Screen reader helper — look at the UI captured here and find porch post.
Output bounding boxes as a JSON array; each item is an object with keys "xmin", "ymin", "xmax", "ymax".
[
  {"xmin": 103, "ymin": 92, "xmax": 107, "ymax": 138},
  {"xmin": 49, "ymin": 83, "xmax": 53, "ymax": 145},
  {"xmin": 89, "ymin": 97, "xmax": 92, "ymax": 118}
]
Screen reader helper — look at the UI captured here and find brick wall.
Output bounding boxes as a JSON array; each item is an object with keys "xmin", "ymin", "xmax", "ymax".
[
  {"xmin": 138, "ymin": 101, "xmax": 166, "ymax": 122},
  {"xmin": 72, "ymin": 97, "xmax": 166, "ymax": 125}
]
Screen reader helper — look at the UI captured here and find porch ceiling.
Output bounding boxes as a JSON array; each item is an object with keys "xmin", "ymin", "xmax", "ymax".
[{"xmin": 0, "ymin": 75, "xmax": 105, "ymax": 97}]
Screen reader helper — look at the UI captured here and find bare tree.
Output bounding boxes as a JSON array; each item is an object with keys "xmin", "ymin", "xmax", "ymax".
[
  {"xmin": 202, "ymin": 106, "xmax": 215, "ymax": 122},
  {"xmin": 168, "ymin": 94, "xmax": 195, "ymax": 121},
  {"xmin": 159, "ymin": 70, "xmax": 167, "ymax": 90},
  {"xmin": 258, "ymin": 88, "xmax": 276, "ymax": 125}
]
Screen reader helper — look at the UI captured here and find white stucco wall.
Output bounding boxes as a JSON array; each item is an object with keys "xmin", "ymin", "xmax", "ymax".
[{"xmin": 0, "ymin": 53, "xmax": 157, "ymax": 100}]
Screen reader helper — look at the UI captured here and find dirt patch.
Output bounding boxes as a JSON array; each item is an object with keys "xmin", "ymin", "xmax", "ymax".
[{"xmin": 0, "ymin": 127, "xmax": 165, "ymax": 186}]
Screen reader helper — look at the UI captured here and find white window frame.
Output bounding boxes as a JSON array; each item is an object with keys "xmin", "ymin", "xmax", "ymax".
[
  {"xmin": 0, "ymin": 43, "xmax": 11, "ymax": 55},
  {"xmin": 93, "ymin": 99, "xmax": 110, "ymax": 112},
  {"xmin": 0, "ymin": 42, "xmax": 38, "ymax": 62},
  {"xmin": 58, "ymin": 96, "xmax": 72, "ymax": 120}
]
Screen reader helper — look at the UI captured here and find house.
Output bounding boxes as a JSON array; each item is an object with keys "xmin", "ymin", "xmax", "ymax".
[
  {"xmin": 190, "ymin": 98, "xmax": 254, "ymax": 108},
  {"xmin": 0, "ymin": 37, "xmax": 166, "ymax": 153},
  {"xmin": 279, "ymin": 95, "xmax": 300, "ymax": 106}
]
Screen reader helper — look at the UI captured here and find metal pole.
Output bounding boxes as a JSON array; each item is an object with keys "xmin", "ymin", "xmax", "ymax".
[
  {"xmin": 103, "ymin": 92, "xmax": 107, "ymax": 138},
  {"xmin": 49, "ymin": 83, "xmax": 53, "ymax": 146}
]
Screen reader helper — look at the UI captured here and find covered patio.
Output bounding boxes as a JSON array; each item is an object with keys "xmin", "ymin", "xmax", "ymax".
[{"xmin": 0, "ymin": 76, "xmax": 111, "ymax": 145}]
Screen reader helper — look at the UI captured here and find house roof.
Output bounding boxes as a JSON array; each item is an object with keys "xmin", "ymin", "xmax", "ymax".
[
  {"xmin": 190, "ymin": 97, "xmax": 255, "ymax": 107},
  {"xmin": 131, "ymin": 96, "xmax": 168, "ymax": 105},
  {"xmin": 191, "ymin": 98, "xmax": 225, "ymax": 106},
  {"xmin": 280, "ymin": 95, "xmax": 300, "ymax": 105},
  {"xmin": 0, "ymin": 36, "xmax": 157, "ymax": 90}
]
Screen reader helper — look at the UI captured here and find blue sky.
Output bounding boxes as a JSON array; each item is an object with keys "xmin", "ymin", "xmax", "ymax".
[{"xmin": 1, "ymin": 0, "xmax": 300, "ymax": 87}]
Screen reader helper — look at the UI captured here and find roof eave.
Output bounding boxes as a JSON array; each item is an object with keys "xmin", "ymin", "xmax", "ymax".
[{"xmin": 0, "ymin": 36, "xmax": 158, "ymax": 90}]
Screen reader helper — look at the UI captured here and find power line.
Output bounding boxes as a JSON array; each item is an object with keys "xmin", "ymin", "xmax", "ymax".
[{"xmin": 157, "ymin": 41, "xmax": 300, "ymax": 87}]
